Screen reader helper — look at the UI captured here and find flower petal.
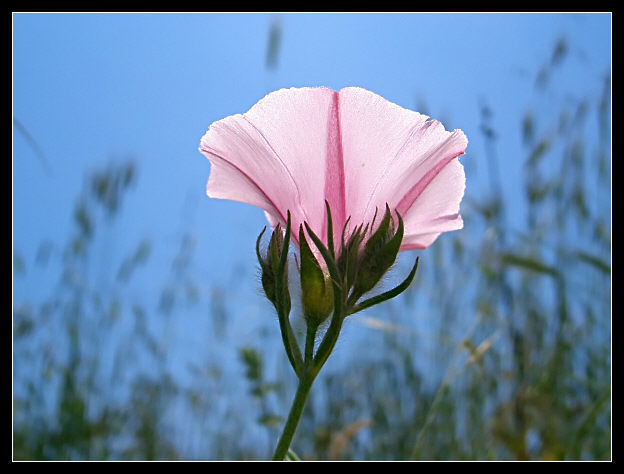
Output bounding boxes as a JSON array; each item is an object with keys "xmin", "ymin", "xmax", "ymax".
[
  {"xmin": 200, "ymin": 86, "xmax": 467, "ymax": 252},
  {"xmin": 199, "ymin": 87, "xmax": 338, "ymax": 244},
  {"xmin": 337, "ymin": 87, "xmax": 467, "ymax": 248},
  {"xmin": 337, "ymin": 87, "xmax": 428, "ymax": 227},
  {"xmin": 400, "ymin": 156, "xmax": 465, "ymax": 249}
]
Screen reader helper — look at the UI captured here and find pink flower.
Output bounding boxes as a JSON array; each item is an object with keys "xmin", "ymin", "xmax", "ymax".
[{"xmin": 199, "ymin": 87, "xmax": 467, "ymax": 251}]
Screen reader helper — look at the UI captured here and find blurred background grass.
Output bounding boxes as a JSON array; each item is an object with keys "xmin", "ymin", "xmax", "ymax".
[{"xmin": 13, "ymin": 13, "xmax": 611, "ymax": 461}]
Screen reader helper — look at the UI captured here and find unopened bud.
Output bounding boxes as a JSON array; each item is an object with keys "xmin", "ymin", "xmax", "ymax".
[
  {"xmin": 352, "ymin": 206, "xmax": 403, "ymax": 299},
  {"xmin": 256, "ymin": 224, "xmax": 291, "ymax": 315},
  {"xmin": 299, "ymin": 225, "xmax": 334, "ymax": 327}
]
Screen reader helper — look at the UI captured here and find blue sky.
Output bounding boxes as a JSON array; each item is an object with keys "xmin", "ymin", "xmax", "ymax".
[
  {"xmin": 12, "ymin": 12, "xmax": 611, "ymax": 457},
  {"xmin": 13, "ymin": 13, "xmax": 611, "ymax": 295}
]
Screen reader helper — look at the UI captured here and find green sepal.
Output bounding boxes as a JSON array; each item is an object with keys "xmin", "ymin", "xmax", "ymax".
[
  {"xmin": 303, "ymin": 221, "xmax": 342, "ymax": 300},
  {"xmin": 256, "ymin": 221, "xmax": 291, "ymax": 317},
  {"xmin": 299, "ymin": 225, "xmax": 334, "ymax": 327},
  {"xmin": 324, "ymin": 200, "xmax": 336, "ymax": 261},
  {"xmin": 336, "ymin": 221, "xmax": 366, "ymax": 292},
  {"xmin": 256, "ymin": 227, "xmax": 275, "ymax": 304},
  {"xmin": 349, "ymin": 256, "xmax": 419, "ymax": 315},
  {"xmin": 256, "ymin": 213, "xmax": 302, "ymax": 376},
  {"xmin": 352, "ymin": 206, "xmax": 404, "ymax": 300},
  {"xmin": 271, "ymin": 220, "xmax": 291, "ymax": 316}
]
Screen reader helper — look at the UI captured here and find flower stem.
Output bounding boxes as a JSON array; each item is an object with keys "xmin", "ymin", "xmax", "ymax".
[
  {"xmin": 271, "ymin": 372, "xmax": 315, "ymax": 461},
  {"xmin": 271, "ymin": 306, "xmax": 344, "ymax": 460}
]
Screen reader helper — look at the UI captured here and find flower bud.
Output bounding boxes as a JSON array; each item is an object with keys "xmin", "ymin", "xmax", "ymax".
[
  {"xmin": 256, "ymin": 224, "xmax": 291, "ymax": 315},
  {"xmin": 299, "ymin": 225, "xmax": 334, "ymax": 327},
  {"xmin": 351, "ymin": 205, "xmax": 403, "ymax": 299}
]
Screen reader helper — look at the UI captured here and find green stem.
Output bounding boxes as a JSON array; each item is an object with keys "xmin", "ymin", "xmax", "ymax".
[
  {"xmin": 271, "ymin": 310, "xmax": 345, "ymax": 460},
  {"xmin": 311, "ymin": 284, "xmax": 345, "ymax": 379},
  {"xmin": 271, "ymin": 372, "xmax": 315, "ymax": 461},
  {"xmin": 311, "ymin": 313, "xmax": 343, "ymax": 379},
  {"xmin": 272, "ymin": 217, "xmax": 348, "ymax": 461},
  {"xmin": 277, "ymin": 310, "xmax": 303, "ymax": 377},
  {"xmin": 304, "ymin": 323, "xmax": 318, "ymax": 366}
]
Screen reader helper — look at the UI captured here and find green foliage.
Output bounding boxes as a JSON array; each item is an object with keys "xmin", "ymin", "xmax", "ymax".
[
  {"xmin": 13, "ymin": 160, "xmax": 182, "ymax": 460},
  {"xmin": 239, "ymin": 346, "xmax": 284, "ymax": 432}
]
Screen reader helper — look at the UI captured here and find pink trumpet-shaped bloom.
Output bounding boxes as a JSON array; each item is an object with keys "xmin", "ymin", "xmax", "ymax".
[{"xmin": 199, "ymin": 87, "xmax": 467, "ymax": 251}]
